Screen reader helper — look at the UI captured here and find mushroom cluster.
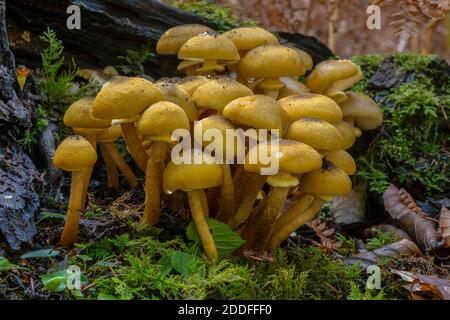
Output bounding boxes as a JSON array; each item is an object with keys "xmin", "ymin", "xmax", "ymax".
[{"xmin": 53, "ymin": 24, "xmax": 383, "ymax": 259}]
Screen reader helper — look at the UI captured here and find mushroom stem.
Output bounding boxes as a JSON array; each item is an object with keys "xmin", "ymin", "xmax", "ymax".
[
  {"xmin": 251, "ymin": 187, "xmax": 290, "ymax": 252},
  {"xmin": 60, "ymin": 170, "xmax": 84, "ymax": 246},
  {"xmin": 267, "ymin": 195, "xmax": 323, "ymax": 249},
  {"xmin": 229, "ymin": 173, "xmax": 267, "ymax": 232},
  {"xmin": 198, "ymin": 188, "xmax": 209, "ymax": 217},
  {"xmin": 99, "ymin": 144, "xmax": 119, "ymax": 190},
  {"xmin": 196, "ymin": 60, "xmax": 224, "ymax": 74},
  {"xmin": 142, "ymin": 141, "xmax": 169, "ymax": 224},
  {"xmin": 263, "ymin": 88, "xmax": 279, "ymax": 100},
  {"xmin": 240, "ymin": 194, "xmax": 268, "ymax": 250},
  {"xmin": 120, "ymin": 122, "xmax": 149, "ymax": 172},
  {"xmin": 102, "ymin": 142, "xmax": 138, "ymax": 188},
  {"xmin": 215, "ymin": 164, "xmax": 235, "ymax": 222},
  {"xmin": 81, "ymin": 134, "xmax": 97, "ymax": 208},
  {"xmin": 187, "ymin": 189, "xmax": 218, "ymax": 260}
]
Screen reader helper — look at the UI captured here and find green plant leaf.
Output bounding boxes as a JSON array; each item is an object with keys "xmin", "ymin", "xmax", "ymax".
[
  {"xmin": 77, "ymin": 254, "xmax": 93, "ymax": 262},
  {"xmin": 21, "ymin": 249, "xmax": 60, "ymax": 259},
  {"xmin": 0, "ymin": 256, "xmax": 17, "ymax": 271},
  {"xmin": 158, "ymin": 253, "xmax": 174, "ymax": 276},
  {"xmin": 187, "ymin": 218, "xmax": 245, "ymax": 257},
  {"xmin": 98, "ymin": 293, "xmax": 117, "ymax": 300},
  {"xmin": 41, "ymin": 270, "xmax": 68, "ymax": 292},
  {"xmin": 170, "ymin": 252, "xmax": 202, "ymax": 278}
]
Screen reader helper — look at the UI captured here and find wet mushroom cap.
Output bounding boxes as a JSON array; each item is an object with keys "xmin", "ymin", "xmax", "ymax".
[
  {"xmin": 223, "ymin": 95, "xmax": 283, "ymax": 131},
  {"xmin": 155, "ymin": 82, "xmax": 198, "ymax": 121},
  {"xmin": 156, "ymin": 24, "xmax": 214, "ymax": 55},
  {"xmin": 194, "ymin": 116, "xmax": 243, "ymax": 160},
  {"xmin": 136, "ymin": 101, "xmax": 190, "ymax": 141},
  {"xmin": 333, "ymin": 121, "xmax": 357, "ymax": 150},
  {"xmin": 163, "ymin": 151, "xmax": 223, "ymax": 193},
  {"xmin": 92, "ymin": 76, "xmax": 163, "ymax": 120},
  {"xmin": 285, "ymin": 117, "xmax": 343, "ymax": 150},
  {"xmin": 305, "ymin": 59, "xmax": 362, "ymax": 94},
  {"xmin": 53, "ymin": 135, "xmax": 97, "ymax": 171},
  {"xmin": 321, "ymin": 150, "xmax": 356, "ymax": 175},
  {"xmin": 339, "ymin": 92, "xmax": 383, "ymax": 130},
  {"xmin": 222, "ymin": 27, "xmax": 279, "ymax": 52},
  {"xmin": 278, "ymin": 93, "xmax": 343, "ymax": 125},
  {"xmin": 238, "ymin": 45, "xmax": 305, "ymax": 79},
  {"xmin": 193, "ymin": 77, "xmax": 253, "ymax": 112},
  {"xmin": 244, "ymin": 139, "xmax": 323, "ymax": 175},
  {"xmin": 176, "ymin": 76, "xmax": 211, "ymax": 96},
  {"xmin": 178, "ymin": 33, "xmax": 240, "ymax": 62},
  {"xmin": 299, "ymin": 163, "xmax": 352, "ymax": 196},
  {"xmin": 64, "ymin": 97, "xmax": 111, "ymax": 129}
]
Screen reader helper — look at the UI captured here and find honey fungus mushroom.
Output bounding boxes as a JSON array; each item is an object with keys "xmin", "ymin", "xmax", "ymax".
[
  {"xmin": 238, "ymin": 45, "xmax": 306, "ymax": 99},
  {"xmin": 53, "ymin": 136, "xmax": 97, "ymax": 246},
  {"xmin": 178, "ymin": 33, "xmax": 240, "ymax": 75},
  {"xmin": 92, "ymin": 76, "xmax": 163, "ymax": 172},
  {"xmin": 136, "ymin": 101, "xmax": 190, "ymax": 225},
  {"xmin": 305, "ymin": 59, "xmax": 362, "ymax": 103},
  {"xmin": 339, "ymin": 92, "xmax": 383, "ymax": 131},
  {"xmin": 156, "ymin": 24, "xmax": 214, "ymax": 55},
  {"xmin": 163, "ymin": 151, "xmax": 223, "ymax": 260}
]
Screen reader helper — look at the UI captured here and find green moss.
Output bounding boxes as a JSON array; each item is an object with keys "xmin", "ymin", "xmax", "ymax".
[
  {"xmin": 351, "ymin": 53, "xmax": 449, "ymax": 198},
  {"xmin": 172, "ymin": 0, "xmax": 258, "ymax": 32},
  {"xmin": 350, "ymin": 54, "xmax": 384, "ymax": 93}
]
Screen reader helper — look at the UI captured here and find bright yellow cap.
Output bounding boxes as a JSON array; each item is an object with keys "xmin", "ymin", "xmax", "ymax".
[
  {"xmin": 222, "ymin": 27, "xmax": 279, "ymax": 52},
  {"xmin": 53, "ymin": 135, "xmax": 97, "ymax": 171},
  {"xmin": 178, "ymin": 33, "xmax": 240, "ymax": 62},
  {"xmin": 321, "ymin": 150, "xmax": 356, "ymax": 175},
  {"xmin": 339, "ymin": 92, "xmax": 383, "ymax": 130},
  {"xmin": 176, "ymin": 76, "xmax": 211, "ymax": 96},
  {"xmin": 64, "ymin": 97, "xmax": 111, "ymax": 129},
  {"xmin": 157, "ymin": 24, "xmax": 214, "ymax": 55},
  {"xmin": 155, "ymin": 82, "xmax": 198, "ymax": 121},
  {"xmin": 96, "ymin": 125, "xmax": 122, "ymax": 143},
  {"xmin": 333, "ymin": 121, "xmax": 357, "ymax": 149},
  {"xmin": 92, "ymin": 76, "xmax": 163, "ymax": 120},
  {"xmin": 300, "ymin": 163, "xmax": 352, "ymax": 196}
]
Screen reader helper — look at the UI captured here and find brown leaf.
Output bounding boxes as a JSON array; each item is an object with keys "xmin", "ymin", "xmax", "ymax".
[
  {"xmin": 439, "ymin": 207, "xmax": 450, "ymax": 247},
  {"xmin": 391, "ymin": 269, "xmax": 450, "ymax": 300},
  {"xmin": 306, "ymin": 219, "xmax": 342, "ymax": 253},
  {"xmin": 331, "ymin": 184, "xmax": 366, "ymax": 225},
  {"xmin": 383, "ymin": 184, "xmax": 441, "ymax": 250}
]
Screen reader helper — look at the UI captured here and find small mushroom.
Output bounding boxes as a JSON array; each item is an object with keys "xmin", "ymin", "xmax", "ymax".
[
  {"xmin": 178, "ymin": 33, "xmax": 240, "ymax": 75},
  {"xmin": 339, "ymin": 92, "xmax": 383, "ymax": 131},
  {"xmin": 278, "ymin": 93, "xmax": 343, "ymax": 126},
  {"xmin": 238, "ymin": 45, "xmax": 306, "ymax": 99},
  {"xmin": 285, "ymin": 117, "xmax": 343, "ymax": 151},
  {"xmin": 92, "ymin": 76, "xmax": 163, "ymax": 172},
  {"xmin": 156, "ymin": 24, "xmax": 214, "ymax": 55},
  {"xmin": 305, "ymin": 59, "xmax": 362, "ymax": 103},
  {"xmin": 244, "ymin": 139, "xmax": 322, "ymax": 252},
  {"xmin": 64, "ymin": 97, "xmax": 110, "ymax": 207},
  {"xmin": 277, "ymin": 77, "xmax": 310, "ymax": 99},
  {"xmin": 320, "ymin": 150, "xmax": 356, "ymax": 175},
  {"xmin": 163, "ymin": 151, "xmax": 223, "ymax": 260},
  {"xmin": 193, "ymin": 77, "xmax": 253, "ymax": 116},
  {"xmin": 175, "ymin": 75, "xmax": 211, "ymax": 96},
  {"xmin": 155, "ymin": 82, "xmax": 198, "ymax": 121},
  {"xmin": 53, "ymin": 136, "xmax": 97, "ymax": 246},
  {"xmin": 333, "ymin": 121, "xmax": 357, "ymax": 149},
  {"xmin": 136, "ymin": 101, "xmax": 190, "ymax": 224}
]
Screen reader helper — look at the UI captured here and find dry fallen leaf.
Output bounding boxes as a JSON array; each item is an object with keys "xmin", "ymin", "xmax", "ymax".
[
  {"xmin": 391, "ymin": 269, "xmax": 450, "ymax": 300},
  {"xmin": 383, "ymin": 184, "xmax": 441, "ymax": 250},
  {"xmin": 438, "ymin": 207, "xmax": 450, "ymax": 247},
  {"xmin": 306, "ymin": 219, "xmax": 342, "ymax": 253}
]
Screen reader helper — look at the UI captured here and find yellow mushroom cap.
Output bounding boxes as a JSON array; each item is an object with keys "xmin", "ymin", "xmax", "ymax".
[
  {"xmin": 222, "ymin": 26, "xmax": 279, "ymax": 52},
  {"xmin": 64, "ymin": 97, "xmax": 111, "ymax": 129},
  {"xmin": 223, "ymin": 95, "xmax": 283, "ymax": 132},
  {"xmin": 156, "ymin": 24, "xmax": 214, "ymax": 55},
  {"xmin": 53, "ymin": 135, "xmax": 97, "ymax": 171},
  {"xmin": 193, "ymin": 77, "xmax": 253, "ymax": 112},
  {"xmin": 321, "ymin": 150, "xmax": 356, "ymax": 175},
  {"xmin": 163, "ymin": 150, "xmax": 223, "ymax": 193},
  {"xmin": 194, "ymin": 116, "xmax": 243, "ymax": 160},
  {"xmin": 155, "ymin": 82, "xmax": 198, "ymax": 121},
  {"xmin": 300, "ymin": 163, "xmax": 352, "ymax": 196},
  {"xmin": 278, "ymin": 93, "xmax": 343, "ymax": 125},
  {"xmin": 277, "ymin": 76, "xmax": 310, "ymax": 99},
  {"xmin": 238, "ymin": 45, "xmax": 305, "ymax": 79},
  {"xmin": 305, "ymin": 59, "xmax": 362, "ymax": 93},
  {"xmin": 96, "ymin": 125, "xmax": 122, "ymax": 143},
  {"xmin": 92, "ymin": 76, "xmax": 163, "ymax": 120},
  {"xmin": 136, "ymin": 101, "xmax": 190, "ymax": 142},
  {"xmin": 294, "ymin": 48, "xmax": 313, "ymax": 71},
  {"xmin": 339, "ymin": 92, "xmax": 383, "ymax": 130},
  {"xmin": 176, "ymin": 76, "xmax": 211, "ymax": 96},
  {"xmin": 178, "ymin": 33, "xmax": 240, "ymax": 62},
  {"xmin": 244, "ymin": 139, "xmax": 322, "ymax": 176},
  {"xmin": 285, "ymin": 117, "xmax": 343, "ymax": 150},
  {"xmin": 333, "ymin": 121, "xmax": 357, "ymax": 150}
]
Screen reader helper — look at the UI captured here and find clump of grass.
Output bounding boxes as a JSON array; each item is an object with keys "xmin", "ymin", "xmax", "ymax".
[
  {"xmin": 365, "ymin": 229, "xmax": 401, "ymax": 251},
  {"xmin": 172, "ymin": 0, "xmax": 258, "ymax": 32}
]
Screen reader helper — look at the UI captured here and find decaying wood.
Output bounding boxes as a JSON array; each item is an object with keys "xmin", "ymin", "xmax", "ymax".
[
  {"xmin": 0, "ymin": 0, "xmax": 39, "ymax": 250},
  {"xmin": 439, "ymin": 207, "xmax": 450, "ymax": 247},
  {"xmin": 383, "ymin": 184, "xmax": 441, "ymax": 251}
]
